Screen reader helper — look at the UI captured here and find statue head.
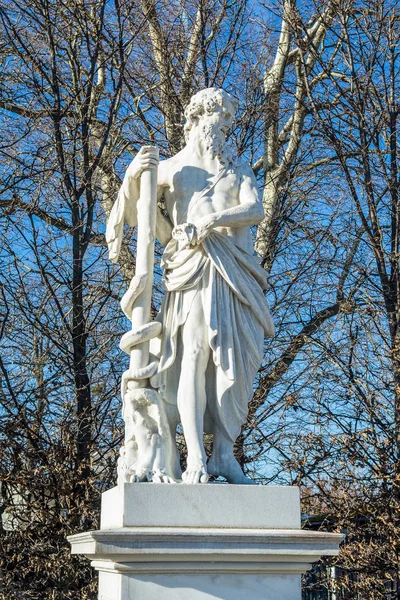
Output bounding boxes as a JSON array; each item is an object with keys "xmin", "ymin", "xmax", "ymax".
[{"xmin": 184, "ymin": 88, "xmax": 237, "ymax": 163}]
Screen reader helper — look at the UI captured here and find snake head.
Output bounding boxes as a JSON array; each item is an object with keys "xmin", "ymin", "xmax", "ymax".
[{"xmin": 120, "ymin": 273, "xmax": 148, "ymax": 319}]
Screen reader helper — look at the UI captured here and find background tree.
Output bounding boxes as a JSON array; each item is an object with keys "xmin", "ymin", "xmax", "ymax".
[
  {"xmin": 1, "ymin": 0, "xmax": 399, "ymax": 599},
  {"xmin": 292, "ymin": 3, "xmax": 400, "ymax": 597}
]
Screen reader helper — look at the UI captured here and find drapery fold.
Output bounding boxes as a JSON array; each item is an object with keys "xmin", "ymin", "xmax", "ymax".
[{"xmin": 153, "ymin": 231, "xmax": 274, "ymax": 442}]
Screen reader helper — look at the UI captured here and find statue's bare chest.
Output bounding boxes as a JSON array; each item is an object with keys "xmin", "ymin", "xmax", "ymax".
[{"xmin": 162, "ymin": 163, "xmax": 241, "ymax": 225}]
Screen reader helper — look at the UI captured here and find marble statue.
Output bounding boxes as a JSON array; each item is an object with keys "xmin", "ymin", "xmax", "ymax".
[{"xmin": 106, "ymin": 88, "xmax": 274, "ymax": 486}]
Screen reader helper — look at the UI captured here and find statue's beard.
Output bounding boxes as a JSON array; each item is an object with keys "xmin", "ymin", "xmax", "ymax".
[{"xmin": 200, "ymin": 122, "xmax": 232, "ymax": 165}]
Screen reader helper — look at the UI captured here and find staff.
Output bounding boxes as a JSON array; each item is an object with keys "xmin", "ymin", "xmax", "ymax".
[{"xmin": 127, "ymin": 150, "xmax": 159, "ymax": 390}]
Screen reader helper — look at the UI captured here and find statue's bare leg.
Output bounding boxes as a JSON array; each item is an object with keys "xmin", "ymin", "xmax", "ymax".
[
  {"xmin": 164, "ymin": 402, "xmax": 183, "ymax": 481},
  {"xmin": 178, "ymin": 293, "xmax": 210, "ymax": 484},
  {"xmin": 208, "ymin": 426, "xmax": 256, "ymax": 485},
  {"xmin": 161, "ymin": 360, "xmax": 184, "ymax": 481}
]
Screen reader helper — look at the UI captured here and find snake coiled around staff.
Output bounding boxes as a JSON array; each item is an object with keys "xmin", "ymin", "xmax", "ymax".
[{"xmin": 118, "ymin": 272, "xmax": 161, "ymax": 384}]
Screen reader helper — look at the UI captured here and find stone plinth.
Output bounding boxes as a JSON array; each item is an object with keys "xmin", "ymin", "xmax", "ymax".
[{"xmin": 68, "ymin": 484, "xmax": 342, "ymax": 600}]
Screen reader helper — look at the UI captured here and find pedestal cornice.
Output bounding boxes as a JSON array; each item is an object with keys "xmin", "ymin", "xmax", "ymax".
[{"xmin": 68, "ymin": 526, "xmax": 343, "ymax": 574}]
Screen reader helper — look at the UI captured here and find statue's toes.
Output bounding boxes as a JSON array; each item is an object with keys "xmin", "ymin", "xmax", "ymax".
[
  {"xmin": 182, "ymin": 470, "xmax": 190, "ymax": 484},
  {"xmin": 129, "ymin": 468, "xmax": 150, "ymax": 483},
  {"xmin": 199, "ymin": 471, "xmax": 209, "ymax": 484},
  {"xmin": 152, "ymin": 471, "xmax": 162, "ymax": 483},
  {"xmin": 152, "ymin": 470, "xmax": 175, "ymax": 484},
  {"xmin": 182, "ymin": 466, "xmax": 209, "ymax": 485},
  {"xmin": 163, "ymin": 474, "xmax": 176, "ymax": 484}
]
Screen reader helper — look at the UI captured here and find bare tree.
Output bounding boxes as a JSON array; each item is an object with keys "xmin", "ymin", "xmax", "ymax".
[
  {"xmin": 2, "ymin": 0, "xmax": 397, "ymax": 598},
  {"xmin": 265, "ymin": 3, "xmax": 400, "ymax": 597}
]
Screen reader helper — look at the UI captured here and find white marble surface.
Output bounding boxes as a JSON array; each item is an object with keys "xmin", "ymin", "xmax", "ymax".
[
  {"xmin": 100, "ymin": 484, "xmax": 301, "ymax": 530},
  {"xmin": 106, "ymin": 88, "xmax": 274, "ymax": 485},
  {"xmin": 68, "ymin": 483, "xmax": 343, "ymax": 600},
  {"xmin": 68, "ymin": 88, "xmax": 343, "ymax": 598},
  {"xmin": 70, "ymin": 526, "xmax": 343, "ymax": 564},
  {"xmin": 71, "ymin": 523, "xmax": 341, "ymax": 600},
  {"xmin": 99, "ymin": 573, "xmax": 301, "ymax": 600}
]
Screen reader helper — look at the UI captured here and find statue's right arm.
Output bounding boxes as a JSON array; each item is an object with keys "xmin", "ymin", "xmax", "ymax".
[
  {"xmin": 106, "ymin": 147, "xmax": 160, "ymax": 262},
  {"xmin": 106, "ymin": 160, "xmax": 141, "ymax": 263}
]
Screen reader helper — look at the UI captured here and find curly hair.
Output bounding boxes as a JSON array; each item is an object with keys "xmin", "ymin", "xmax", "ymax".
[{"xmin": 183, "ymin": 87, "xmax": 237, "ymax": 142}]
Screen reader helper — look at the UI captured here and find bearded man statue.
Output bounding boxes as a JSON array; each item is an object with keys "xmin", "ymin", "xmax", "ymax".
[{"xmin": 107, "ymin": 88, "xmax": 275, "ymax": 485}]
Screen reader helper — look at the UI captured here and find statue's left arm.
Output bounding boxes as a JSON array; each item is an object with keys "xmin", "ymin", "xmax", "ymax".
[{"xmin": 192, "ymin": 163, "xmax": 264, "ymax": 243}]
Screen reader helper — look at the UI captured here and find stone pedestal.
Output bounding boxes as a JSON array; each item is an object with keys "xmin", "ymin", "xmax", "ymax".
[{"xmin": 68, "ymin": 484, "xmax": 342, "ymax": 600}]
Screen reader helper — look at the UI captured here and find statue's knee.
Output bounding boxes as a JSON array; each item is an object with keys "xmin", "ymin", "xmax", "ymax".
[{"xmin": 182, "ymin": 341, "xmax": 208, "ymax": 366}]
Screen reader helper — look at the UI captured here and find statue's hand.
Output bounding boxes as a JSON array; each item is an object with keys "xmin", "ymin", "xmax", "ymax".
[
  {"xmin": 172, "ymin": 216, "xmax": 214, "ymax": 248},
  {"xmin": 172, "ymin": 223, "xmax": 196, "ymax": 246},
  {"xmin": 126, "ymin": 146, "xmax": 159, "ymax": 181}
]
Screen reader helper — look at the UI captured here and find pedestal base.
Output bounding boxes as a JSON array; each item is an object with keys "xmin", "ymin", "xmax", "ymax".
[
  {"xmin": 98, "ymin": 571, "xmax": 301, "ymax": 600},
  {"xmin": 68, "ymin": 484, "xmax": 342, "ymax": 600}
]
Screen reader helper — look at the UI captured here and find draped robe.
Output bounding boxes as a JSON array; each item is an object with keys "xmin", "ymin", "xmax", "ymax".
[{"xmin": 152, "ymin": 230, "xmax": 275, "ymax": 443}]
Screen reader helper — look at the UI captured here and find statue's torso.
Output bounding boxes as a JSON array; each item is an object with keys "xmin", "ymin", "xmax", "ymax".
[{"xmin": 159, "ymin": 152, "xmax": 253, "ymax": 253}]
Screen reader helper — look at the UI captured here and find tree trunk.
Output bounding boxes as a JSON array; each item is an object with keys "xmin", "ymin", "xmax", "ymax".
[{"xmin": 72, "ymin": 227, "xmax": 92, "ymax": 476}]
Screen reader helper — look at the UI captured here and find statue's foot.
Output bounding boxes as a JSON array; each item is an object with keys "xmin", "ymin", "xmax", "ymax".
[
  {"xmin": 208, "ymin": 454, "xmax": 257, "ymax": 485},
  {"xmin": 182, "ymin": 462, "xmax": 209, "ymax": 485},
  {"xmin": 152, "ymin": 469, "xmax": 176, "ymax": 484}
]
